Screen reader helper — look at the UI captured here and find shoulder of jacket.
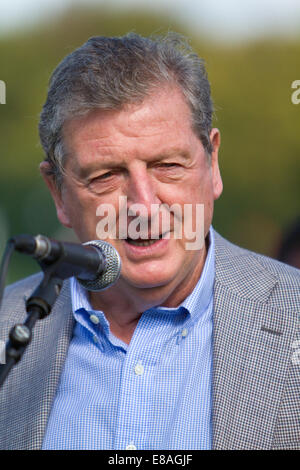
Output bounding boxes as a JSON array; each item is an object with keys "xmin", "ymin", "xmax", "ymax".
[{"xmin": 213, "ymin": 229, "xmax": 300, "ymax": 309}]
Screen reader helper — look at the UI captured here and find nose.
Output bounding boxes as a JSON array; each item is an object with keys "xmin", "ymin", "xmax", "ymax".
[{"xmin": 126, "ymin": 165, "xmax": 160, "ymax": 218}]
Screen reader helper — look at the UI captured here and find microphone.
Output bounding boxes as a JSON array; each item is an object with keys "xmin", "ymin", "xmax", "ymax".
[{"xmin": 10, "ymin": 234, "xmax": 122, "ymax": 291}]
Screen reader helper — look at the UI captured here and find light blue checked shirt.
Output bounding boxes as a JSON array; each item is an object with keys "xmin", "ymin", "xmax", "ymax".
[{"xmin": 42, "ymin": 228, "xmax": 215, "ymax": 450}]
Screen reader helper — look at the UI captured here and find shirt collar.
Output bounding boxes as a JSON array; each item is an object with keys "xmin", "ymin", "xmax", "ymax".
[
  {"xmin": 152, "ymin": 226, "xmax": 215, "ymax": 320},
  {"xmin": 181, "ymin": 225, "xmax": 215, "ymax": 315},
  {"xmin": 71, "ymin": 226, "xmax": 215, "ymax": 321}
]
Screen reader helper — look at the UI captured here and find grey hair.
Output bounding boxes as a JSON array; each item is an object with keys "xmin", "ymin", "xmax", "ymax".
[{"xmin": 39, "ymin": 32, "xmax": 214, "ymax": 187}]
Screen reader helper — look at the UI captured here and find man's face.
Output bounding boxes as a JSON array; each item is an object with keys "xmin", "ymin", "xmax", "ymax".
[{"xmin": 41, "ymin": 86, "xmax": 222, "ymax": 303}]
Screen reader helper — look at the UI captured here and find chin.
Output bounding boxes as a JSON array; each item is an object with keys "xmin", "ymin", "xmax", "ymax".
[{"xmin": 121, "ymin": 268, "xmax": 179, "ymax": 291}]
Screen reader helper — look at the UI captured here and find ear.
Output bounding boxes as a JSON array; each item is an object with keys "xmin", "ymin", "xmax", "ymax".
[
  {"xmin": 39, "ymin": 161, "xmax": 73, "ymax": 228},
  {"xmin": 209, "ymin": 128, "xmax": 223, "ymax": 200}
]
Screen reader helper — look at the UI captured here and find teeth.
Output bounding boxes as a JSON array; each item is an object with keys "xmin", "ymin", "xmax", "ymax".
[{"xmin": 126, "ymin": 239, "xmax": 159, "ymax": 246}]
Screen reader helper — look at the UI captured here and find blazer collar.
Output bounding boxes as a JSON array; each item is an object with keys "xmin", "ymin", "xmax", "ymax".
[{"xmin": 213, "ymin": 230, "xmax": 278, "ymax": 302}]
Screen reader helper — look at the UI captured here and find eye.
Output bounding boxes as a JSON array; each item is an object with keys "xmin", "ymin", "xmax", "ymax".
[
  {"xmin": 158, "ymin": 162, "xmax": 181, "ymax": 168},
  {"xmin": 152, "ymin": 162, "xmax": 185, "ymax": 182},
  {"xmin": 89, "ymin": 171, "xmax": 115, "ymax": 184},
  {"xmin": 96, "ymin": 171, "xmax": 114, "ymax": 180},
  {"xmin": 87, "ymin": 170, "xmax": 121, "ymax": 193}
]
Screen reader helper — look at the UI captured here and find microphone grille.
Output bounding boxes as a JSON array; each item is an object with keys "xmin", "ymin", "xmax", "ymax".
[{"xmin": 77, "ymin": 240, "xmax": 122, "ymax": 291}]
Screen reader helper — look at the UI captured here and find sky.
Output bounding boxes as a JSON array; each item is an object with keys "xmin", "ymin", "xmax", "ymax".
[{"xmin": 0, "ymin": 0, "xmax": 300, "ymax": 41}]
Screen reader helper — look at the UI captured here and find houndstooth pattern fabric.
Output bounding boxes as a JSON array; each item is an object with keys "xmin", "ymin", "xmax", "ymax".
[
  {"xmin": 0, "ymin": 274, "xmax": 74, "ymax": 450},
  {"xmin": 0, "ymin": 230, "xmax": 299, "ymax": 449},
  {"xmin": 212, "ymin": 232, "xmax": 300, "ymax": 449}
]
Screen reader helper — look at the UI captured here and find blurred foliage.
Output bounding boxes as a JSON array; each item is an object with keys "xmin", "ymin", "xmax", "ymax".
[{"xmin": 0, "ymin": 6, "xmax": 299, "ymax": 284}]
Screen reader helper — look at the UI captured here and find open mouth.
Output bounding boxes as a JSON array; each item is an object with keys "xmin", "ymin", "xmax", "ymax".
[{"xmin": 125, "ymin": 233, "xmax": 165, "ymax": 247}]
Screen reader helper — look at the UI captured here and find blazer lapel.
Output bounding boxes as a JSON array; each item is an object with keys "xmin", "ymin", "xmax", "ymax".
[
  {"xmin": 31, "ymin": 281, "xmax": 74, "ymax": 449},
  {"xmin": 212, "ymin": 232, "xmax": 298, "ymax": 449},
  {"xmin": 0, "ymin": 277, "xmax": 74, "ymax": 449}
]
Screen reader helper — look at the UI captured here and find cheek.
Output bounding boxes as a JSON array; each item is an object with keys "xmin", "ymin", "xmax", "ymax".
[
  {"xmin": 178, "ymin": 174, "xmax": 212, "ymax": 204},
  {"xmin": 63, "ymin": 190, "xmax": 101, "ymax": 239},
  {"xmin": 181, "ymin": 173, "xmax": 215, "ymax": 234}
]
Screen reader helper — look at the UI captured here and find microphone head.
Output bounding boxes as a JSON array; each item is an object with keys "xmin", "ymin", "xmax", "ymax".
[{"xmin": 77, "ymin": 240, "xmax": 122, "ymax": 291}]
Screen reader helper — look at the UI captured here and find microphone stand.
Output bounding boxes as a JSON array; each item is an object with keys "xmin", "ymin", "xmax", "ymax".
[{"xmin": 0, "ymin": 258, "xmax": 64, "ymax": 388}]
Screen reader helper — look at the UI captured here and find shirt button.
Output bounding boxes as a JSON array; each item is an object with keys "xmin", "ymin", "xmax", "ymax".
[
  {"xmin": 134, "ymin": 363, "xmax": 144, "ymax": 375},
  {"xmin": 181, "ymin": 328, "xmax": 188, "ymax": 337},
  {"xmin": 90, "ymin": 314, "xmax": 100, "ymax": 325},
  {"xmin": 126, "ymin": 443, "xmax": 137, "ymax": 450},
  {"xmin": 92, "ymin": 335, "xmax": 98, "ymax": 344}
]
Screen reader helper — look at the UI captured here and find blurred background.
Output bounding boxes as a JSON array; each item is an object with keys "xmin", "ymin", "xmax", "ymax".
[{"xmin": 0, "ymin": 0, "xmax": 299, "ymax": 283}]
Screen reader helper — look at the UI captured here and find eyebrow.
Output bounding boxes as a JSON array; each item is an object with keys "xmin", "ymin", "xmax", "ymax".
[{"xmin": 149, "ymin": 149, "xmax": 190, "ymax": 162}]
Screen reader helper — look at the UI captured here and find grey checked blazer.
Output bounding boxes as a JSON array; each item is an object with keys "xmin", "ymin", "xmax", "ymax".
[{"xmin": 0, "ymin": 231, "xmax": 299, "ymax": 449}]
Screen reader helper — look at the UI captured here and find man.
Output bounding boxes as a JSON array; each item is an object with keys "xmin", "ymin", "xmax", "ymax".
[{"xmin": 0, "ymin": 33, "xmax": 299, "ymax": 450}]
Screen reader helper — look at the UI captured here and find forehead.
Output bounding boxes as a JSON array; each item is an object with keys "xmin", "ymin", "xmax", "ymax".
[{"xmin": 62, "ymin": 86, "xmax": 198, "ymax": 167}]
